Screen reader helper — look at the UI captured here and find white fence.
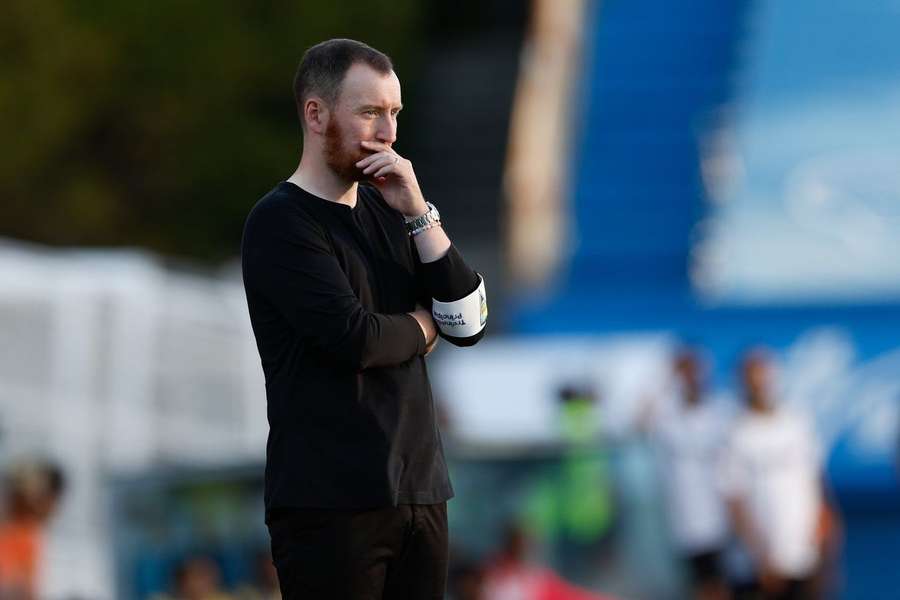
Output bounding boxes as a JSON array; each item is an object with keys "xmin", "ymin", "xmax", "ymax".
[{"xmin": 0, "ymin": 239, "xmax": 267, "ymax": 599}]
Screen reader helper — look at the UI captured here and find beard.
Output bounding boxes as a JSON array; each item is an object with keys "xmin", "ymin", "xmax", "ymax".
[{"xmin": 324, "ymin": 118, "xmax": 368, "ymax": 182}]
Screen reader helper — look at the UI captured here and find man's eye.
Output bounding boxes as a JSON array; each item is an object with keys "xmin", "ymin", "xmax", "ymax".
[{"xmin": 365, "ymin": 110, "xmax": 379, "ymax": 117}]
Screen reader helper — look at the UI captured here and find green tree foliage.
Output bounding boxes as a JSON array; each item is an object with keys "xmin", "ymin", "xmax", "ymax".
[{"xmin": 0, "ymin": 1, "xmax": 423, "ymax": 261}]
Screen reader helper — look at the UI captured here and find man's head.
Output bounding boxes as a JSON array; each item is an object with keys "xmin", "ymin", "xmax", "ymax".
[
  {"xmin": 173, "ymin": 556, "xmax": 222, "ymax": 600},
  {"xmin": 740, "ymin": 347, "xmax": 775, "ymax": 412},
  {"xmin": 673, "ymin": 348, "xmax": 703, "ymax": 404},
  {"xmin": 4, "ymin": 459, "xmax": 66, "ymax": 523},
  {"xmin": 499, "ymin": 524, "xmax": 531, "ymax": 563},
  {"xmin": 293, "ymin": 39, "xmax": 402, "ymax": 182}
]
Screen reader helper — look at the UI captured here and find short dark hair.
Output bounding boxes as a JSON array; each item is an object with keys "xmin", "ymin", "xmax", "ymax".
[{"xmin": 293, "ymin": 38, "xmax": 393, "ymax": 125}]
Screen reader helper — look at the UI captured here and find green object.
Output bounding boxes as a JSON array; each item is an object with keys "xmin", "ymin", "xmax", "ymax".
[{"xmin": 524, "ymin": 397, "xmax": 614, "ymax": 543}]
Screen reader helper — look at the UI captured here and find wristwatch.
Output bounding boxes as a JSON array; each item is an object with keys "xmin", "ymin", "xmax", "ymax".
[{"xmin": 404, "ymin": 202, "xmax": 441, "ymax": 236}]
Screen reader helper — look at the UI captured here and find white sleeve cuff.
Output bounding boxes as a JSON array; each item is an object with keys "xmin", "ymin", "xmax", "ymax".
[{"xmin": 431, "ymin": 274, "xmax": 487, "ymax": 339}]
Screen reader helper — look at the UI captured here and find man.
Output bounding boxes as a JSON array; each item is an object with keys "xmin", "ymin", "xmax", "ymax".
[
  {"xmin": 240, "ymin": 39, "xmax": 487, "ymax": 599},
  {"xmin": 643, "ymin": 349, "xmax": 731, "ymax": 600},
  {"xmin": 719, "ymin": 349, "xmax": 834, "ymax": 600}
]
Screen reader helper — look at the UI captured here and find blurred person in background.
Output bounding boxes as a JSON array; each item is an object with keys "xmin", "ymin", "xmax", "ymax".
[
  {"xmin": 0, "ymin": 459, "xmax": 65, "ymax": 600},
  {"xmin": 241, "ymin": 38, "xmax": 487, "ymax": 600},
  {"xmin": 447, "ymin": 559, "xmax": 486, "ymax": 600},
  {"xmin": 531, "ymin": 385, "xmax": 614, "ymax": 582},
  {"xmin": 641, "ymin": 348, "xmax": 731, "ymax": 600},
  {"xmin": 155, "ymin": 556, "xmax": 235, "ymax": 600},
  {"xmin": 481, "ymin": 524, "xmax": 616, "ymax": 600},
  {"xmin": 720, "ymin": 349, "xmax": 839, "ymax": 600},
  {"xmin": 234, "ymin": 551, "xmax": 280, "ymax": 600}
]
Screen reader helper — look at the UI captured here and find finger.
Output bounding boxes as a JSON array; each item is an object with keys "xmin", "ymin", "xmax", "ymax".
[
  {"xmin": 372, "ymin": 162, "xmax": 400, "ymax": 179},
  {"xmin": 361, "ymin": 154, "xmax": 394, "ymax": 171},
  {"xmin": 363, "ymin": 158, "xmax": 396, "ymax": 175},
  {"xmin": 360, "ymin": 140, "xmax": 392, "ymax": 153},
  {"xmin": 355, "ymin": 151, "xmax": 391, "ymax": 168},
  {"xmin": 362, "ymin": 155, "xmax": 398, "ymax": 175}
]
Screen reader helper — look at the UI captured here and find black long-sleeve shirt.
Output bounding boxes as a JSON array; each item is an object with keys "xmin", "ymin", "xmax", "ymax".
[{"xmin": 241, "ymin": 181, "xmax": 481, "ymax": 514}]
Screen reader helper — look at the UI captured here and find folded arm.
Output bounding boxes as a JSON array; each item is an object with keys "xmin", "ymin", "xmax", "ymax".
[
  {"xmin": 244, "ymin": 208, "xmax": 426, "ymax": 370},
  {"xmin": 412, "ymin": 223, "xmax": 487, "ymax": 347}
]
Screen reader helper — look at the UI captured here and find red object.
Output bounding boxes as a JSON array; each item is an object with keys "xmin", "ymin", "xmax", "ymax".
[
  {"xmin": 0, "ymin": 519, "xmax": 42, "ymax": 599},
  {"xmin": 483, "ymin": 559, "xmax": 617, "ymax": 600}
]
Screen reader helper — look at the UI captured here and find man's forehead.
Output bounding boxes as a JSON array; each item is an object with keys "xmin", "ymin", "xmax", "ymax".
[{"xmin": 340, "ymin": 63, "xmax": 402, "ymax": 106}]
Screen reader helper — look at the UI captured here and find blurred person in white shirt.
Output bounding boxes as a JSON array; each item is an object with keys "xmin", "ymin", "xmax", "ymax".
[
  {"xmin": 643, "ymin": 348, "xmax": 731, "ymax": 600},
  {"xmin": 720, "ymin": 349, "xmax": 837, "ymax": 600}
]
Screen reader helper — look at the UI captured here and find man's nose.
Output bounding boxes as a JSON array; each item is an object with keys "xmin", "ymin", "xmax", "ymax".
[{"xmin": 376, "ymin": 116, "xmax": 397, "ymax": 144}]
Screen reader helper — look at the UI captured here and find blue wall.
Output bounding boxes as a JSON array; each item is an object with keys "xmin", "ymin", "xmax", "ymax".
[{"xmin": 510, "ymin": 2, "xmax": 900, "ymax": 596}]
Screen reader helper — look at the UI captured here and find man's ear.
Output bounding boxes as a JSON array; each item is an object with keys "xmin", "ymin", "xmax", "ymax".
[{"xmin": 304, "ymin": 98, "xmax": 329, "ymax": 135}]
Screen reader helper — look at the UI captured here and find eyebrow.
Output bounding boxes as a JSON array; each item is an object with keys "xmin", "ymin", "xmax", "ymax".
[{"xmin": 359, "ymin": 104, "xmax": 403, "ymax": 112}]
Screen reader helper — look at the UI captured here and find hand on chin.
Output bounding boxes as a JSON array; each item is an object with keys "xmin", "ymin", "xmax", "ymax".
[{"xmin": 356, "ymin": 140, "xmax": 425, "ymax": 215}]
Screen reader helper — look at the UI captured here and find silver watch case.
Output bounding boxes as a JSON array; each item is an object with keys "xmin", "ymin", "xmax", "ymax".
[{"xmin": 404, "ymin": 202, "xmax": 440, "ymax": 233}]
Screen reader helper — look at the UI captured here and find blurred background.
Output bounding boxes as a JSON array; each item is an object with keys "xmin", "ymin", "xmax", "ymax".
[{"xmin": 1, "ymin": 0, "xmax": 899, "ymax": 598}]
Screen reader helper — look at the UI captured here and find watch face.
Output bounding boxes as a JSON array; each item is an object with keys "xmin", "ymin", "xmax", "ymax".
[{"xmin": 428, "ymin": 202, "xmax": 440, "ymax": 221}]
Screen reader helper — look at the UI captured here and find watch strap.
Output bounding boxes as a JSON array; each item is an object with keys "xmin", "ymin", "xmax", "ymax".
[{"xmin": 405, "ymin": 202, "xmax": 440, "ymax": 234}]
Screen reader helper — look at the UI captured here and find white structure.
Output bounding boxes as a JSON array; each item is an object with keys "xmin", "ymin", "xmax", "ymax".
[{"xmin": 0, "ymin": 238, "xmax": 268, "ymax": 599}]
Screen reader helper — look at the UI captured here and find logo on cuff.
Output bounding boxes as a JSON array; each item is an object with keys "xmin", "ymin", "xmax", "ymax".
[
  {"xmin": 434, "ymin": 311, "xmax": 466, "ymax": 328},
  {"xmin": 479, "ymin": 291, "xmax": 488, "ymax": 326}
]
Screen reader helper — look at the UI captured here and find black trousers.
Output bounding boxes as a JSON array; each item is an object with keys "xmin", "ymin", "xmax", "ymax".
[{"xmin": 267, "ymin": 503, "xmax": 448, "ymax": 600}]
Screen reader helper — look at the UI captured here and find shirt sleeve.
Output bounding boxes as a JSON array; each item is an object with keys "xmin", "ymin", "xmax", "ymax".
[
  {"xmin": 413, "ymin": 242, "xmax": 481, "ymax": 303},
  {"xmin": 243, "ymin": 204, "xmax": 426, "ymax": 370}
]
